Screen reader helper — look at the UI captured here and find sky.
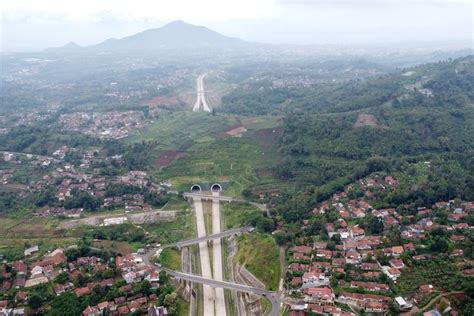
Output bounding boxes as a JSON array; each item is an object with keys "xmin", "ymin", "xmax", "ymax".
[{"xmin": 1, "ymin": 0, "xmax": 472, "ymax": 52}]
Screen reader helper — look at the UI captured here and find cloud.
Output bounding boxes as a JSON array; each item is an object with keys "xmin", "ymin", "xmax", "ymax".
[{"xmin": 1, "ymin": 0, "xmax": 278, "ymax": 22}]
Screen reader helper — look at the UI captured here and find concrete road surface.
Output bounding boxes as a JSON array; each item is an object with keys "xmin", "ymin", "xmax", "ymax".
[
  {"xmin": 193, "ymin": 197, "xmax": 215, "ymax": 316},
  {"xmin": 192, "ymin": 74, "xmax": 211, "ymax": 112},
  {"xmin": 211, "ymin": 191, "xmax": 226, "ymax": 316}
]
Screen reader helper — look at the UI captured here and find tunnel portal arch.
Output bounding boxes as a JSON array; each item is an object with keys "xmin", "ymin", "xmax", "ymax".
[
  {"xmin": 191, "ymin": 184, "xmax": 202, "ymax": 193},
  {"xmin": 211, "ymin": 183, "xmax": 223, "ymax": 192}
]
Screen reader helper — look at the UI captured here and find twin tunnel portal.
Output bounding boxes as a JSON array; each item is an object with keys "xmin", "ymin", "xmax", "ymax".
[{"xmin": 191, "ymin": 183, "xmax": 222, "ymax": 194}]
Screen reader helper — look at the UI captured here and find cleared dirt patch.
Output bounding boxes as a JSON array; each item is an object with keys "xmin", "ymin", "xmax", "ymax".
[
  {"xmin": 155, "ymin": 150, "xmax": 188, "ymax": 168},
  {"xmin": 142, "ymin": 96, "xmax": 179, "ymax": 106},
  {"xmin": 226, "ymin": 126, "xmax": 247, "ymax": 137},
  {"xmin": 92, "ymin": 240, "xmax": 132, "ymax": 255},
  {"xmin": 354, "ymin": 113, "xmax": 380, "ymax": 128},
  {"xmin": 254, "ymin": 127, "xmax": 282, "ymax": 149}
]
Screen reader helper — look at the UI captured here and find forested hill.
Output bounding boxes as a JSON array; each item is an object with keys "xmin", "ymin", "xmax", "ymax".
[
  {"xmin": 270, "ymin": 56, "xmax": 474, "ymax": 216},
  {"xmin": 221, "ymin": 55, "xmax": 474, "ymax": 115}
]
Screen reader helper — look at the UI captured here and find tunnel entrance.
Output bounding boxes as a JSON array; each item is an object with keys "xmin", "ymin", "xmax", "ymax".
[
  {"xmin": 191, "ymin": 185, "xmax": 202, "ymax": 193},
  {"xmin": 211, "ymin": 183, "xmax": 222, "ymax": 192}
]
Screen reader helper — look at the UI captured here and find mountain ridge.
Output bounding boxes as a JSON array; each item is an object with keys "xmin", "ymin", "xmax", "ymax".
[{"xmin": 45, "ymin": 20, "xmax": 249, "ymax": 53}]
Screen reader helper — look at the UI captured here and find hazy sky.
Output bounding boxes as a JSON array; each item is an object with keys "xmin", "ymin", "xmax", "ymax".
[{"xmin": 1, "ymin": 0, "xmax": 472, "ymax": 52}]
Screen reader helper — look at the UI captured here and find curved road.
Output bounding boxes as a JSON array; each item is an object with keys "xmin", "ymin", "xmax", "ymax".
[{"xmin": 192, "ymin": 73, "xmax": 211, "ymax": 112}]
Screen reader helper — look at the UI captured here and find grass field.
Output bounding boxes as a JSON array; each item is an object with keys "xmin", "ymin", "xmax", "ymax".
[{"xmin": 234, "ymin": 233, "xmax": 280, "ymax": 291}]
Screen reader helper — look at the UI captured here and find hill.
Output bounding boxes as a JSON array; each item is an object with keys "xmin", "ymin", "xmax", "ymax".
[{"xmin": 263, "ymin": 56, "xmax": 474, "ymax": 220}]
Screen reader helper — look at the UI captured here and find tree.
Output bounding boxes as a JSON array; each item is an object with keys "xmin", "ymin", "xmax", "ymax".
[
  {"xmin": 256, "ymin": 217, "xmax": 275, "ymax": 233},
  {"xmin": 28, "ymin": 294, "xmax": 43, "ymax": 310},
  {"xmin": 163, "ymin": 292, "xmax": 178, "ymax": 315},
  {"xmin": 47, "ymin": 292, "xmax": 82, "ymax": 316}
]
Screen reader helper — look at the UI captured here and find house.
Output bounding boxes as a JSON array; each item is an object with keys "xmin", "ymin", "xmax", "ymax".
[
  {"xmin": 351, "ymin": 281, "xmax": 389, "ymax": 292},
  {"xmin": 419, "ymin": 284, "xmax": 433, "ymax": 295},
  {"xmin": 345, "ymin": 251, "xmax": 362, "ymax": 265},
  {"xmin": 366, "ymin": 301, "xmax": 385, "ymax": 313},
  {"xmin": 13, "ymin": 261, "xmax": 27, "ymax": 275},
  {"xmin": 291, "ymin": 245, "xmax": 313, "ymax": 255},
  {"xmin": 13, "ymin": 277, "xmax": 26, "ymax": 289},
  {"xmin": 24, "ymin": 245, "xmax": 39, "ymax": 257},
  {"xmin": 316, "ymin": 249, "xmax": 332, "ymax": 259},
  {"xmin": 117, "ymin": 305, "xmax": 130, "ymax": 315},
  {"xmin": 361, "ymin": 263, "xmax": 380, "ymax": 271},
  {"xmin": 391, "ymin": 246, "xmax": 404, "ymax": 257},
  {"xmin": 291, "ymin": 277, "xmax": 303, "ymax": 287},
  {"xmin": 303, "ymin": 287, "xmax": 334, "ymax": 303},
  {"xmin": 389, "ymin": 259, "xmax": 405, "ymax": 269},
  {"xmin": 302, "ymin": 271, "xmax": 324, "ymax": 283},
  {"xmin": 25, "ymin": 276, "xmax": 49, "ymax": 288},
  {"xmin": 75, "ymin": 287, "xmax": 91, "ymax": 297},
  {"xmin": 148, "ymin": 305, "xmax": 168, "ymax": 316},
  {"xmin": 403, "ymin": 243, "xmax": 415, "ymax": 252}
]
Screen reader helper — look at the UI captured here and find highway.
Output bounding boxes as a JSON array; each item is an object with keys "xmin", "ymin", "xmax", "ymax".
[
  {"xmin": 161, "ymin": 268, "xmax": 282, "ymax": 316},
  {"xmin": 192, "ymin": 73, "xmax": 211, "ymax": 112}
]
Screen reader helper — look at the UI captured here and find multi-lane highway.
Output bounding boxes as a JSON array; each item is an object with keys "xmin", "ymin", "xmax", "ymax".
[{"xmin": 192, "ymin": 73, "xmax": 211, "ymax": 112}]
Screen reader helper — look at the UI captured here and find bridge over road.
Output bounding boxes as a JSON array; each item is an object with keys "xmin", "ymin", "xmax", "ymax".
[
  {"xmin": 162, "ymin": 226, "xmax": 253, "ymax": 249},
  {"xmin": 182, "ymin": 192, "xmax": 270, "ymax": 216},
  {"xmin": 161, "ymin": 268, "xmax": 282, "ymax": 316}
]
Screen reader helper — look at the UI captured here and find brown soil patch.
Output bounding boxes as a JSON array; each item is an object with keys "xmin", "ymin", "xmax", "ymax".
[
  {"xmin": 256, "ymin": 169, "xmax": 272, "ymax": 177},
  {"xmin": 354, "ymin": 114, "xmax": 380, "ymax": 128},
  {"xmin": 254, "ymin": 127, "xmax": 283, "ymax": 137},
  {"xmin": 142, "ymin": 96, "xmax": 179, "ymax": 107},
  {"xmin": 226, "ymin": 126, "xmax": 247, "ymax": 137},
  {"xmin": 92, "ymin": 240, "xmax": 132, "ymax": 255},
  {"xmin": 155, "ymin": 151, "xmax": 188, "ymax": 168},
  {"xmin": 254, "ymin": 127, "xmax": 282, "ymax": 149}
]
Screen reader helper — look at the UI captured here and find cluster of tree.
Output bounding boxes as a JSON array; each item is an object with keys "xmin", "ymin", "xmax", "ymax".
[{"xmin": 0, "ymin": 125, "xmax": 101, "ymax": 155}]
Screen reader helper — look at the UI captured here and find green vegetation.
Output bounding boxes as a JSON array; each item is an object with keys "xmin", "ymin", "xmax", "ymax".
[
  {"xmin": 221, "ymin": 202, "xmax": 262, "ymax": 229},
  {"xmin": 143, "ymin": 210, "xmax": 195, "ymax": 245},
  {"xmin": 234, "ymin": 233, "xmax": 280, "ymax": 290},
  {"xmin": 395, "ymin": 258, "xmax": 474, "ymax": 294},
  {"xmin": 159, "ymin": 248, "xmax": 182, "ymax": 270},
  {"xmin": 266, "ymin": 57, "xmax": 474, "ymax": 224}
]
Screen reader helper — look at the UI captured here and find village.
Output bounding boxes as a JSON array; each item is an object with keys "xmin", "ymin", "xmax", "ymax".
[
  {"xmin": 1, "ymin": 147, "xmax": 168, "ymax": 219},
  {"xmin": 284, "ymin": 175, "xmax": 473, "ymax": 316},
  {"xmin": 0, "ymin": 243, "xmax": 174, "ymax": 316}
]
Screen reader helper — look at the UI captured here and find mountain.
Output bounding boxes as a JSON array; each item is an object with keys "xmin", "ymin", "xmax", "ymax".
[
  {"xmin": 44, "ymin": 41, "xmax": 83, "ymax": 53},
  {"xmin": 46, "ymin": 20, "xmax": 249, "ymax": 54}
]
